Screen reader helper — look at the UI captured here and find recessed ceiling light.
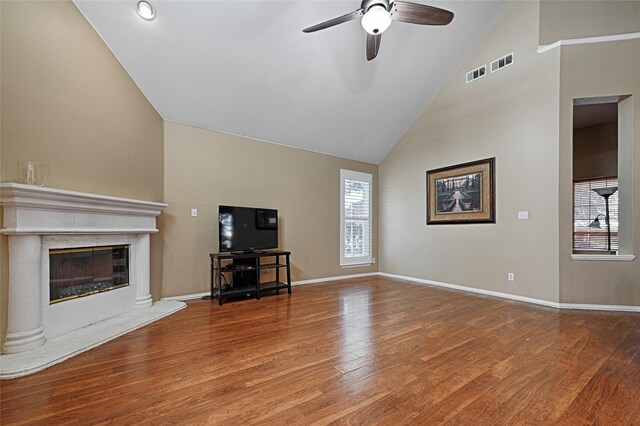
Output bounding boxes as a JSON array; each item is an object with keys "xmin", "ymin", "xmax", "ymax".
[{"xmin": 136, "ymin": 1, "xmax": 155, "ymax": 21}]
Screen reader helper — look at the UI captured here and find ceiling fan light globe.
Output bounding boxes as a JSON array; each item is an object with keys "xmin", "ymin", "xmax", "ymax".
[
  {"xmin": 361, "ymin": 5, "xmax": 391, "ymax": 35},
  {"xmin": 136, "ymin": 1, "xmax": 155, "ymax": 21}
]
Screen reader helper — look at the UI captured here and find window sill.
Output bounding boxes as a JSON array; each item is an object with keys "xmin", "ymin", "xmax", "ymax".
[
  {"xmin": 571, "ymin": 254, "xmax": 636, "ymax": 262},
  {"xmin": 341, "ymin": 263, "xmax": 373, "ymax": 269}
]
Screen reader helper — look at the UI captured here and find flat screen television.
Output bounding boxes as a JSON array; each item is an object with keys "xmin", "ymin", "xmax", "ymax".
[{"xmin": 218, "ymin": 205, "xmax": 278, "ymax": 253}]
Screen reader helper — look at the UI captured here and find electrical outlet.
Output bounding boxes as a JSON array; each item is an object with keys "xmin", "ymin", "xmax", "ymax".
[
  {"xmin": 518, "ymin": 211, "xmax": 529, "ymax": 220},
  {"xmin": 372, "ymin": 258, "xmax": 376, "ymax": 264},
  {"xmin": 508, "ymin": 272, "xmax": 515, "ymax": 281},
  {"xmin": 191, "ymin": 208, "xmax": 198, "ymax": 217}
]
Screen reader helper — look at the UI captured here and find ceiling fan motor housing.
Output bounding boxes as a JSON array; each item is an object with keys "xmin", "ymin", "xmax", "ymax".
[{"xmin": 361, "ymin": 0, "xmax": 391, "ymax": 12}]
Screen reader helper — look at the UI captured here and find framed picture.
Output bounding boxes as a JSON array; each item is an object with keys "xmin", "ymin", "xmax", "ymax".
[{"xmin": 426, "ymin": 157, "xmax": 495, "ymax": 224}]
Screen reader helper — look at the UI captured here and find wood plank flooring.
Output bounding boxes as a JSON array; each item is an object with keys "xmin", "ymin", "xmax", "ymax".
[{"xmin": 1, "ymin": 277, "xmax": 639, "ymax": 425}]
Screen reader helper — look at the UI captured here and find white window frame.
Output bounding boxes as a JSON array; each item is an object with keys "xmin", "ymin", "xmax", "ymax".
[{"xmin": 340, "ymin": 169, "xmax": 372, "ymax": 267}]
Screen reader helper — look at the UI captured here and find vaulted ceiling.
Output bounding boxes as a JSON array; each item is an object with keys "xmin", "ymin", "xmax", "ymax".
[{"xmin": 75, "ymin": 1, "xmax": 509, "ymax": 164}]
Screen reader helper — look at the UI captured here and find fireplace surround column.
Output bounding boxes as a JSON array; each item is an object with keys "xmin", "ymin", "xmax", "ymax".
[
  {"xmin": 135, "ymin": 233, "xmax": 152, "ymax": 308},
  {"xmin": 3, "ymin": 235, "xmax": 47, "ymax": 353}
]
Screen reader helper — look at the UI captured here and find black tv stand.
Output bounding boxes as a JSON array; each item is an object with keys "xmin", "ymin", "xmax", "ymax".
[{"xmin": 209, "ymin": 250, "xmax": 291, "ymax": 306}]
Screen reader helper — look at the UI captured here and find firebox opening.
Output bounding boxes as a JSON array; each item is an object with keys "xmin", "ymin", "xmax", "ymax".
[{"xmin": 49, "ymin": 245, "xmax": 130, "ymax": 304}]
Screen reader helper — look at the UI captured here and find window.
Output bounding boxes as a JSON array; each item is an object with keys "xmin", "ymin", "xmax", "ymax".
[
  {"xmin": 571, "ymin": 95, "xmax": 634, "ymax": 259},
  {"xmin": 340, "ymin": 170, "xmax": 372, "ymax": 266},
  {"xmin": 573, "ymin": 177, "xmax": 618, "ymax": 252}
]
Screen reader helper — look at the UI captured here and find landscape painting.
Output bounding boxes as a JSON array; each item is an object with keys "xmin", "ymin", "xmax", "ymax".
[
  {"xmin": 435, "ymin": 172, "xmax": 483, "ymax": 214},
  {"xmin": 426, "ymin": 158, "xmax": 495, "ymax": 224}
]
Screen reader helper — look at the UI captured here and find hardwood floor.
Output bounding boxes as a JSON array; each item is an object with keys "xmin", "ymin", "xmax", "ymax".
[{"xmin": 1, "ymin": 277, "xmax": 639, "ymax": 425}]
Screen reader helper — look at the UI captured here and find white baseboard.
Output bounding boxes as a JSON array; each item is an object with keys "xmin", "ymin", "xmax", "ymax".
[
  {"xmin": 161, "ymin": 292, "xmax": 210, "ymax": 302},
  {"xmin": 558, "ymin": 303, "xmax": 640, "ymax": 313},
  {"xmin": 292, "ymin": 272, "xmax": 379, "ymax": 286},
  {"xmin": 378, "ymin": 272, "xmax": 561, "ymax": 309},
  {"xmin": 160, "ymin": 272, "xmax": 639, "ymax": 313},
  {"xmin": 378, "ymin": 272, "xmax": 640, "ymax": 313}
]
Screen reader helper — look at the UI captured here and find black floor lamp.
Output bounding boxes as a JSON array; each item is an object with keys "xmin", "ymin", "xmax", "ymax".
[{"xmin": 589, "ymin": 186, "xmax": 618, "ymax": 253}]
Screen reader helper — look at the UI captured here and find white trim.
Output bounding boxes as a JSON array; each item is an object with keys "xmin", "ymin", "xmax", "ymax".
[
  {"xmin": 378, "ymin": 272, "xmax": 561, "ymax": 309},
  {"xmin": 558, "ymin": 303, "xmax": 640, "ymax": 313},
  {"xmin": 378, "ymin": 272, "xmax": 640, "ymax": 313},
  {"xmin": 340, "ymin": 169, "xmax": 373, "ymax": 267},
  {"xmin": 571, "ymin": 254, "xmax": 636, "ymax": 261},
  {"xmin": 341, "ymin": 263, "xmax": 373, "ymax": 269},
  {"xmin": 293, "ymin": 272, "xmax": 378, "ymax": 286},
  {"xmin": 537, "ymin": 32, "xmax": 640, "ymax": 53},
  {"xmin": 161, "ymin": 292, "xmax": 209, "ymax": 302}
]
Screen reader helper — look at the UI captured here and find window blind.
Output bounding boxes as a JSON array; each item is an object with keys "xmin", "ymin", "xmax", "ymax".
[
  {"xmin": 573, "ymin": 177, "xmax": 618, "ymax": 252},
  {"xmin": 341, "ymin": 170, "xmax": 372, "ymax": 266}
]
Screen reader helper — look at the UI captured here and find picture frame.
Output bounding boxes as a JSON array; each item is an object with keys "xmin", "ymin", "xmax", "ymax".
[{"xmin": 426, "ymin": 157, "xmax": 495, "ymax": 224}]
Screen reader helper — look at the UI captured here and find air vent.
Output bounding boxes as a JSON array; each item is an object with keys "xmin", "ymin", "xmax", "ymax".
[
  {"xmin": 490, "ymin": 52, "xmax": 514, "ymax": 73},
  {"xmin": 465, "ymin": 65, "xmax": 486, "ymax": 83}
]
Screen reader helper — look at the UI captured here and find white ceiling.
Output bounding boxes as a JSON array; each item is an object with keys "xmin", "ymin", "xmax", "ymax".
[{"xmin": 74, "ymin": 0, "xmax": 509, "ymax": 164}]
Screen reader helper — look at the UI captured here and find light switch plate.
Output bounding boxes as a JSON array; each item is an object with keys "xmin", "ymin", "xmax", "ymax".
[
  {"xmin": 518, "ymin": 211, "xmax": 529, "ymax": 220},
  {"xmin": 191, "ymin": 208, "xmax": 198, "ymax": 217}
]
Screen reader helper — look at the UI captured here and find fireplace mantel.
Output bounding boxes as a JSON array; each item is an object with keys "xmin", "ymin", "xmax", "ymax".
[
  {"xmin": 0, "ymin": 184, "xmax": 183, "ymax": 378},
  {"xmin": 1, "ymin": 183, "xmax": 167, "ymax": 235}
]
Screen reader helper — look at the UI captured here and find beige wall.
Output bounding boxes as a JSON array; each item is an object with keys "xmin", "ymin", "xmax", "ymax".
[
  {"xmin": 0, "ymin": 1, "xmax": 164, "ymax": 346},
  {"xmin": 558, "ymin": 40, "xmax": 640, "ymax": 305},
  {"xmin": 162, "ymin": 122, "xmax": 378, "ymax": 297},
  {"xmin": 573, "ymin": 122, "xmax": 618, "ymax": 180},
  {"xmin": 379, "ymin": 1, "xmax": 562, "ymax": 302},
  {"xmin": 539, "ymin": 0, "xmax": 640, "ymax": 45}
]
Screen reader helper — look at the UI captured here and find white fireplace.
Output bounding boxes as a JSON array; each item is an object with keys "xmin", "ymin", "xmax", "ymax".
[
  {"xmin": 41, "ymin": 234, "xmax": 145, "ymax": 340},
  {"xmin": 1, "ymin": 183, "xmax": 183, "ymax": 377}
]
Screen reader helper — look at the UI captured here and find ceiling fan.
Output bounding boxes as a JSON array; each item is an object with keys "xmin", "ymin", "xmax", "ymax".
[{"xmin": 302, "ymin": 0, "xmax": 454, "ymax": 61}]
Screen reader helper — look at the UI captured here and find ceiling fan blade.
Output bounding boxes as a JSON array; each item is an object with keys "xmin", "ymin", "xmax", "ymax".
[
  {"xmin": 303, "ymin": 9, "xmax": 363, "ymax": 33},
  {"xmin": 390, "ymin": 1, "xmax": 454, "ymax": 26},
  {"xmin": 366, "ymin": 33, "xmax": 382, "ymax": 61}
]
